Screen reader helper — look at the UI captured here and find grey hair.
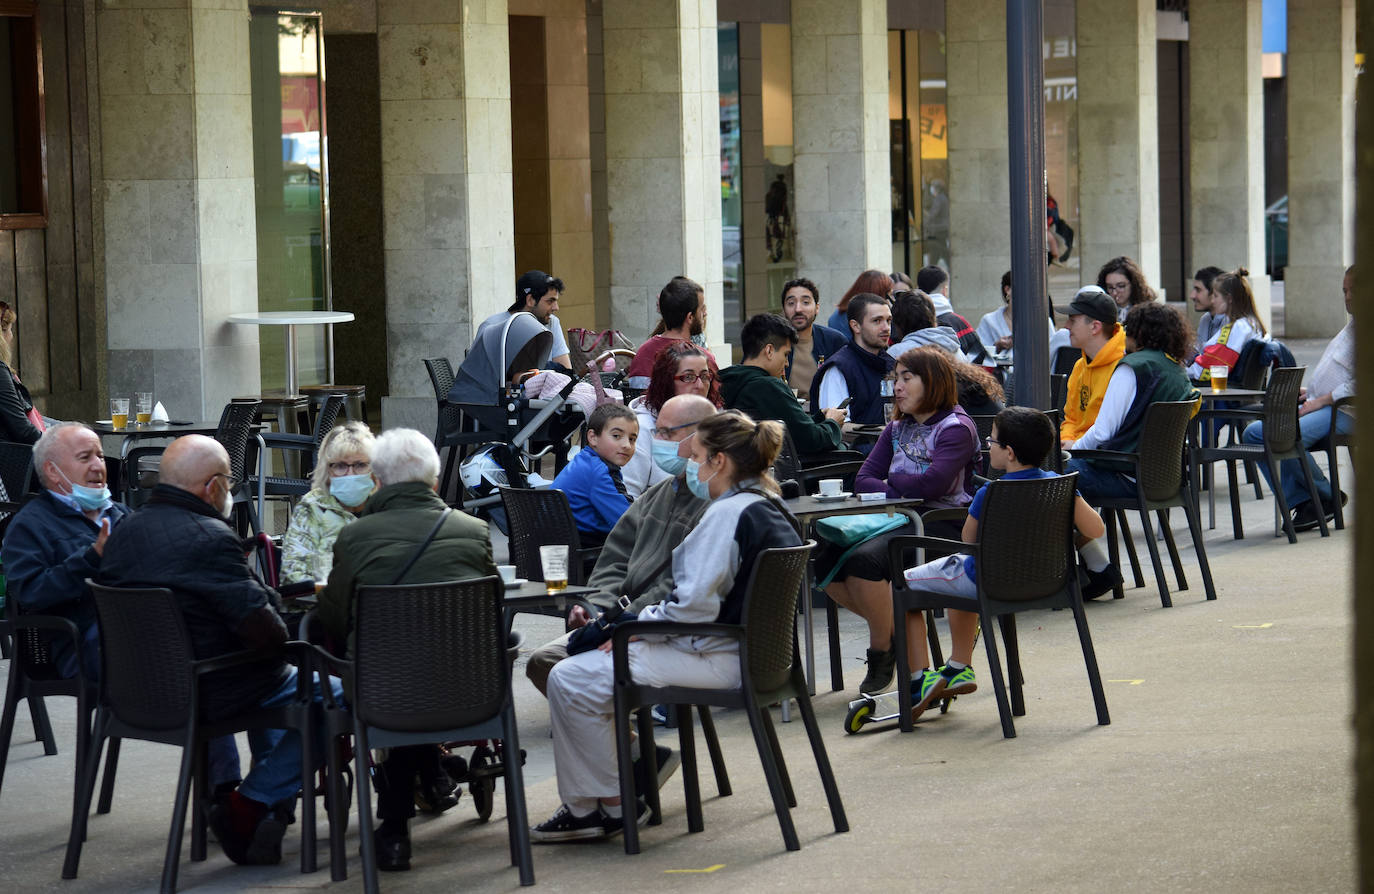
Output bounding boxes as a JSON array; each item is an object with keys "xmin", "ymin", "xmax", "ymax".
[
  {"xmin": 370, "ymin": 428, "xmax": 441, "ymax": 488},
  {"xmin": 310, "ymin": 421, "xmax": 376, "ymax": 493},
  {"xmin": 33, "ymin": 422, "xmax": 93, "ymax": 487}
]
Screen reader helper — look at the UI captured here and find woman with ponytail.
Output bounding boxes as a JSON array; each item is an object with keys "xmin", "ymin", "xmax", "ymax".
[
  {"xmin": 534, "ymin": 409, "xmax": 802, "ymax": 842},
  {"xmin": 1188, "ymin": 267, "xmax": 1269, "ymax": 383}
]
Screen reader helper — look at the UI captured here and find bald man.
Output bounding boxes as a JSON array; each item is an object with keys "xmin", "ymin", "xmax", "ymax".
[{"xmin": 100, "ymin": 435, "xmax": 341, "ymax": 867}]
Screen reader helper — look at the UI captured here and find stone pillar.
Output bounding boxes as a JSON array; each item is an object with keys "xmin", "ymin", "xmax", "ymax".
[
  {"xmin": 945, "ymin": 0, "xmax": 1009, "ymax": 318},
  {"xmin": 377, "ymin": 0, "xmax": 514, "ymax": 430},
  {"xmin": 789, "ymin": 0, "xmax": 889, "ymax": 311},
  {"xmin": 1285, "ymin": 0, "xmax": 1356, "ymax": 337},
  {"xmin": 1188, "ymin": 0, "xmax": 1270, "ymax": 328},
  {"xmin": 1075, "ymin": 0, "xmax": 1161, "ymax": 291},
  {"xmin": 97, "ymin": 0, "xmax": 261, "ymax": 417},
  {"xmin": 602, "ymin": 0, "xmax": 724, "ymax": 347}
]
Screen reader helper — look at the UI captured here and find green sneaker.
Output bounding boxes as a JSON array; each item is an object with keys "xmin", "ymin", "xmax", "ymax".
[
  {"xmin": 911, "ymin": 665, "xmax": 977, "ymax": 722},
  {"xmin": 908, "ymin": 668, "xmax": 943, "ymax": 707}
]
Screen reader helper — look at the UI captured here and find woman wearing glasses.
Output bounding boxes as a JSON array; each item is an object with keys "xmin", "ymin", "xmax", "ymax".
[
  {"xmin": 1097, "ymin": 255, "xmax": 1157, "ymax": 323},
  {"xmin": 280, "ymin": 421, "xmax": 377, "ymax": 585},
  {"xmin": 622, "ymin": 340, "xmax": 723, "ymax": 497}
]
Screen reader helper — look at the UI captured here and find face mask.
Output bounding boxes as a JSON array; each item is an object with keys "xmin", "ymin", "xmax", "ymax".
[
  {"xmin": 651, "ymin": 438, "xmax": 688, "ymax": 476},
  {"xmin": 684, "ymin": 458, "xmax": 718, "ymax": 501},
  {"xmin": 219, "ymin": 486, "xmax": 235, "ymax": 520},
  {"xmin": 330, "ymin": 473, "xmax": 374, "ymax": 508},
  {"xmin": 56, "ymin": 466, "xmax": 111, "ymax": 512}
]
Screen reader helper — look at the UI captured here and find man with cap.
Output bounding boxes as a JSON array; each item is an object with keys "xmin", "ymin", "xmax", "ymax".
[
  {"xmin": 1057, "ymin": 286, "xmax": 1126, "ymax": 448},
  {"xmin": 477, "ymin": 269, "xmax": 572, "ymax": 369}
]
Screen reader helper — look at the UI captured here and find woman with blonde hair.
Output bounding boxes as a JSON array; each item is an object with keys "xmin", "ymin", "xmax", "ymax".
[
  {"xmin": 280, "ymin": 421, "xmax": 377, "ymax": 584},
  {"xmin": 534, "ymin": 409, "xmax": 802, "ymax": 841}
]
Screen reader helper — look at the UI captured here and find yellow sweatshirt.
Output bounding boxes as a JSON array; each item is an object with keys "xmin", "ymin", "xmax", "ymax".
[{"xmin": 1060, "ymin": 327, "xmax": 1126, "ymax": 442}]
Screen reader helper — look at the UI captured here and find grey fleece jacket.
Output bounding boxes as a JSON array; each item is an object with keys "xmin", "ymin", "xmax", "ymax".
[{"xmin": 887, "ymin": 328, "xmax": 969, "ymax": 363}]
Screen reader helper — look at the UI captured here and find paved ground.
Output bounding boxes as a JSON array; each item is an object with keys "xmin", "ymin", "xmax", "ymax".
[{"xmin": 0, "ymin": 339, "xmax": 1353, "ymax": 892}]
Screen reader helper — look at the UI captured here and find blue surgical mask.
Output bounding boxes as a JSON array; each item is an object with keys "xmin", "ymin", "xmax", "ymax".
[
  {"xmin": 55, "ymin": 467, "xmax": 111, "ymax": 512},
  {"xmin": 684, "ymin": 458, "xmax": 718, "ymax": 501},
  {"xmin": 330, "ymin": 473, "xmax": 374, "ymax": 508},
  {"xmin": 651, "ymin": 438, "xmax": 688, "ymax": 476}
]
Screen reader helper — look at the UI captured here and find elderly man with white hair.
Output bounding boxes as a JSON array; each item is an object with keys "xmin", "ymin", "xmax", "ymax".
[{"xmin": 317, "ymin": 427, "xmax": 497, "ymax": 871}]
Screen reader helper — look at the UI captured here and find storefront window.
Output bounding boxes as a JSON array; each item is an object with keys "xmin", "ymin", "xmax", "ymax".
[
  {"xmin": 718, "ymin": 24, "xmax": 743, "ymax": 332},
  {"xmin": 0, "ymin": 2, "xmax": 46, "ymax": 229},
  {"xmin": 888, "ymin": 29, "xmax": 947, "ymax": 277}
]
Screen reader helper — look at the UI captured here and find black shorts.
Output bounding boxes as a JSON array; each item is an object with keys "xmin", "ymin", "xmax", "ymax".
[{"xmin": 813, "ymin": 516, "xmax": 963, "ymax": 583}]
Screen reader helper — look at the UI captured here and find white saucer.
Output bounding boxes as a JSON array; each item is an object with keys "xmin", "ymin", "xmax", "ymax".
[
  {"xmin": 813, "ymin": 492, "xmax": 851, "ymax": 502},
  {"xmin": 504, "ymin": 578, "xmax": 527, "ymax": 588}
]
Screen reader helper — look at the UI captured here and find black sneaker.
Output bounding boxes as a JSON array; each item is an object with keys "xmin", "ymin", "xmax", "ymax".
[
  {"xmin": 375, "ymin": 825, "xmax": 412, "ymax": 871},
  {"xmin": 632, "ymin": 745, "xmax": 681, "ymax": 793},
  {"xmin": 531, "ymin": 803, "xmax": 607, "ymax": 843},
  {"xmin": 414, "ymin": 775, "xmax": 461, "ymax": 814},
  {"xmin": 1293, "ymin": 491, "xmax": 1346, "ymax": 532},
  {"xmin": 242, "ymin": 805, "xmax": 292, "ymax": 865},
  {"xmin": 1081, "ymin": 563, "xmax": 1123, "ymax": 600},
  {"xmin": 859, "ymin": 647, "xmax": 896, "ymax": 694},
  {"xmin": 599, "ymin": 798, "xmax": 651, "ymax": 837}
]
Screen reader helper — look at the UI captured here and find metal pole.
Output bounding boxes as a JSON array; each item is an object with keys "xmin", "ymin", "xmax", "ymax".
[{"xmin": 1006, "ymin": 0, "xmax": 1049, "ymax": 410}]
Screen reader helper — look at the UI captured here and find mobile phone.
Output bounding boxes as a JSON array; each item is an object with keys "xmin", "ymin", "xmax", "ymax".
[{"xmin": 837, "ymin": 397, "xmax": 853, "ymax": 409}]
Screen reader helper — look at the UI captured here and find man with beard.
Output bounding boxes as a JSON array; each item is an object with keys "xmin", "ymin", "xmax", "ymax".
[
  {"xmin": 810, "ymin": 292, "xmax": 897, "ymax": 425},
  {"xmin": 477, "ymin": 269, "xmax": 572, "ymax": 369},
  {"xmin": 626, "ymin": 276, "xmax": 714, "ymax": 389},
  {"xmin": 780, "ymin": 277, "xmax": 847, "ymax": 397}
]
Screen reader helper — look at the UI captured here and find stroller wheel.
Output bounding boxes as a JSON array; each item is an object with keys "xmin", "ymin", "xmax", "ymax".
[{"xmin": 468, "ymin": 750, "xmax": 496, "ymax": 823}]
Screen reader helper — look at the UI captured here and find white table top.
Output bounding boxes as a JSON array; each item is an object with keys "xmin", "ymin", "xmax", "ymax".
[{"xmin": 227, "ymin": 311, "xmax": 355, "ymax": 325}]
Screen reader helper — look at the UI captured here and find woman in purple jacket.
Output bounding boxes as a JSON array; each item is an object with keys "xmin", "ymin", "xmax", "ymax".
[{"xmin": 819, "ymin": 346, "xmax": 979, "ymax": 696}]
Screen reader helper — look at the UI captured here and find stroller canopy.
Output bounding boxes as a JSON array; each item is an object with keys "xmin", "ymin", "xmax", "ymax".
[{"xmin": 449, "ymin": 311, "xmax": 553, "ymax": 406}]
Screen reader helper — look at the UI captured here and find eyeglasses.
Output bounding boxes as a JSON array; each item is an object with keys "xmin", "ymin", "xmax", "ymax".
[
  {"xmin": 984, "ymin": 436, "xmax": 1005, "ymax": 449},
  {"xmin": 328, "ymin": 460, "xmax": 372, "ymax": 476},
  {"xmin": 209, "ymin": 472, "xmax": 241, "ymax": 490},
  {"xmin": 652, "ymin": 421, "xmax": 699, "ymax": 440},
  {"xmin": 673, "ymin": 371, "xmax": 713, "ymax": 385},
  {"xmin": 1104, "ymin": 282, "xmax": 1131, "ymax": 293}
]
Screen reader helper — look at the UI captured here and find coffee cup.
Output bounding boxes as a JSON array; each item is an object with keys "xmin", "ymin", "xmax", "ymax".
[
  {"xmin": 818, "ymin": 478, "xmax": 844, "ymax": 497},
  {"xmin": 497, "ymin": 564, "xmax": 518, "ymax": 584}
]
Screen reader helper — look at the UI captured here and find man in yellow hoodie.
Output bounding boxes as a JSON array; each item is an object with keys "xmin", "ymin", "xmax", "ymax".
[{"xmin": 1056, "ymin": 286, "xmax": 1126, "ymax": 447}]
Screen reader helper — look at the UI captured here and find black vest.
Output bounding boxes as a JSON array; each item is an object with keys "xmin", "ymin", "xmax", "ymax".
[{"xmin": 808, "ymin": 342, "xmax": 895, "ymax": 424}]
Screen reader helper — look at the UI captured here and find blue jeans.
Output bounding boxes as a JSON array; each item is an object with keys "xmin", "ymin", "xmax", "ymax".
[
  {"xmin": 1241, "ymin": 406, "xmax": 1350, "ymax": 509},
  {"xmin": 1065, "ymin": 457, "xmax": 1138, "ymax": 502},
  {"xmin": 236, "ymin": 668, "xmax": 345, "ymax": 808}
]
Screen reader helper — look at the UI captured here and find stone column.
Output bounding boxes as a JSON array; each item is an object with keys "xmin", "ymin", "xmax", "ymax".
[
  {"xmin": 1188, "ymin": 0, "xmax": 1270, "ymax": 328},
  {"xmin": 1285, "ymin": 0, "xmax": 1355, "ymax": 337},
  {"xmin": 97, "ymin": 0, "xmax": 261, "ymax": 417},
  {"xmin": 602, "ymin": 0, "xmax": 724, "ymax": 347},
  {"xmin": 789, "ymin": 0, "xmax": 889, "ymax": 310},
  {"xmin": 1075, "ymin": 0, "xmax": 1161, "ymax": 291},
  {"xmin": 377, "ymin": 0, "xmax": 514, "ymax": 430},
  {"xmin": 945, "ymin": 0, "xmax": 1009, "ymax": 317}
]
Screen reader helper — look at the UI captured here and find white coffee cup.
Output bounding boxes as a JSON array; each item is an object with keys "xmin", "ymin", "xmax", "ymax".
[
  {"xmin": 497, "ymin": 564, "xmax": 518, "ymax": 584},
  {"xmin": 818, "ymin": 478, "xmax": 844, "ymax": 497}
]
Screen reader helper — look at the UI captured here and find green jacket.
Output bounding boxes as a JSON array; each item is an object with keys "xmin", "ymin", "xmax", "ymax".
[
  {"xmin": 279, "ymin": 488, "xmax": 358, "ymax": 585},
  {"xmin": 587, "ymin": 473, "xmax": 709, "ymax": 612},
  {"xmin": 318, "ymin": 481, "xmax": 496, "ymax": 652},
  {"xmin": 719, "ymin": 363, "xmax": 843, "ymax": 455}
]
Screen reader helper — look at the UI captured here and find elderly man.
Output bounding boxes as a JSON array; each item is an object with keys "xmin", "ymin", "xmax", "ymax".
[
  {"xmin": 3, "ymin": 422, "xmax": 130, "ymax": 680},
  {"xmin": 318, "ymin": 427, "xmax": 496, "ymax": 871},
  {"xmin": 100, "ymin": 435, "xmax": 339, "ymax": 867}
]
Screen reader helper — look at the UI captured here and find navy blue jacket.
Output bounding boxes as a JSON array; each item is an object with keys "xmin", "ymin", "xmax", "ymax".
[
  {"xmin": 809, "ymin": 341, "xmax": 895, "ymax": 425},
  {"xmin": 785, "ymin": 323, "xmax": 848, "ymax": 386}
]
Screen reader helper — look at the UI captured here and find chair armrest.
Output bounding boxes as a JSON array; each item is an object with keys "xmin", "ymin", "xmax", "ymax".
[
  {"xmin": 1195, "ymin": 407, "xmax": 1263, "ymax": 425},
  {"xmin": 920, "ymin": 507, "xmax": 968, "ymax": 527},
  {"xmin": 192, "ymin": 644, "xmax": 288, "ymax": 676},
  {"xmin": 798, "ymin": 460, "xmax": 864, "ymax": 485},
  {"xmin": 610, "ymin": 620, "xmax": 744, "ymax": 684},
  {"xmin": 1067, "ymin": 448, "xmax": 1139, "ymax": 472},
  {"xmin": 1334, "ymin": 396, "xmax": 1355, "ymax": 411},
  {"xmin": 11, "ymin": 613, "xmax": 83, "ymax": 646},
  {"xmin": 260, "ymin": 432, "xmax": 317, "ymax": 452}
]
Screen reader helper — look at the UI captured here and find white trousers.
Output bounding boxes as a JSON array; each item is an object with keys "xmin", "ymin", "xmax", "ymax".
[
  {"xmin": 903, "ymin": 554, "xmax": 978, "ymax": 599},
  {"xmin": 546, "ymin": 640, "xmax": 741, "ymax": 807}
]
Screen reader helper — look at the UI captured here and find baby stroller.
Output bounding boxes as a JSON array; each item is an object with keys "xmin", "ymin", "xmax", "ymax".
[{"xmin": 448, "ymin": 312, "xmax": 586, "ymax": 511}]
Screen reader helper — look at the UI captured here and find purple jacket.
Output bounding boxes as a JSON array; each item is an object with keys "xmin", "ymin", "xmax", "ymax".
[{"xmin": 855, "ymin": 406, "xmax": 979, "ymax": 509}]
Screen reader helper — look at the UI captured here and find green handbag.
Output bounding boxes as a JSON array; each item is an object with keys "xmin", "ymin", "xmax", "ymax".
[{"xmin": 814, "ymin": 512, "xmax": 908, "ymax": 548}]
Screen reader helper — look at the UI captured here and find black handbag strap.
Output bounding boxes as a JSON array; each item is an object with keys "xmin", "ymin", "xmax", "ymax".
[{"xmin": 390, "ymin": 508, "xmax": 453, "ymax": 585}]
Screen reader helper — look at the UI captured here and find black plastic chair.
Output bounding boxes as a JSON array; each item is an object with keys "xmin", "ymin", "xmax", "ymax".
[
  {"xmin": 889, "ymin": 473, "xmax": 1110, "ymax": 738},
  {"xmin": 498, "ymin": 486, "xmax": 598, "ymax": 587},
  {"xmin": 246, "ymin": 391, "xmax": 348, "ymax": 507},
  {"xmin": 1052, "ymin": 345, "xmax": 1081, "ymax": 377},
  {"xmin": 612, "ymin": 541, "xmax": 849, "ymax": 854},
  {"xmin": 773, "ymin": 428, "xmax": 863, "ymax": 497},
  {"xmin": 424, "ymin": 357, "xmax": 491, "ymax": 504},
  {"xmin": 62, "ymin": 582, "xmax": 319, "ymax": 892},
  {"xmin": 1192, "ymin": 367, "xmax": 1325, "ymax": 543},
  {"xmin": 317, "ymin": 577, "xmax": 533, "ymax": 890},
  {"xmin": 1072, "ymin": 400, "xmax": 1216, "ymax": 607},
  {"xmin": 0, "ymin": 439, "xmax": 35, "ymax": 659},
  {"xmin": 1313, "ymin": 395, "xmax": 1353, "ymax": 531}
]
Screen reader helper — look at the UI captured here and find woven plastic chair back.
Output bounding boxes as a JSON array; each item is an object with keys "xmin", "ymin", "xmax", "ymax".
[
  {"xmin": 313, "ymin": 393, "xmax": 348, "ymax": 444},
  {"xmin": 1053, "ymin": 345, "xmax": 1081, "ymax": 377},
  {"xmin": 0, "ymin": 440, "xmax": 33, "ymax": 499},
  {"xmin": 1261, "ymin": 366, "xmax": 1305, "ymax": 454},
  {"xmin": 970, "ymin": 414, "xmax": 997, "ymax": 476},
  {"xmin": 423, "ymin": 357, "xmax": 463, "ymax": 443},
  {"xmin": 353, "ymin": 577, "xmax": 507, "ymax": 732},
  {"xmin": 215, "ymin": 399, "xmax": 261, "ymax": 483},
  {"xmin": 976, "ymin": 474, "xmax": 1077, "ymax": 603},
  {"xmin": 740, "ymin": 542, "xmax": 813, "ymax": 694},
  {"xmin": 498, "ymin": 487, "xmax": 584, "ymax": 584},
  {"xmin": 1234, "ymin": 339, "xmax": 1268, "ymax": 390},
  {"xmin": 10, "ymin": 598, "xmax": 63, "ymax": 682},
  {"xmin": 1133, "ymin": 400, "xmax": 1197, "ymax": 503},
  {"xmin": 88, "ymin": 583, "xmax": 195, "ymax": 731},
  {"xmin": 772, "ymin": 427, "xmax": 803, "ymax": 486}
]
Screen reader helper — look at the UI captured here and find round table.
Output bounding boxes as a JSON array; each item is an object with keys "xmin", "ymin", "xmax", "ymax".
[{"xmin": 227, "ymin": 311, "xmax": 355, "ymax": 395}]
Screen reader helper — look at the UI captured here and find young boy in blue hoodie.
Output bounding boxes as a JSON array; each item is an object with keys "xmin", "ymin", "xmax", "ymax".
[
  {"xmin": 902, "ymin": 406, "xmax": 1107, "ymax": 720},
  {"xmin": 553, "ymin": 403, "xmax": 638, "ymax": 551}
]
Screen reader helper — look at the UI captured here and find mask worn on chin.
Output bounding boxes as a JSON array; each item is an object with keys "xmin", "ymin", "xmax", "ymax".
[
  {"xmin": 329, "ymin": 473, "xmax": 375, "ymax": 508},
  {"xmin": 650, "ymin": 438, "xmax": 688, "ymax": 476},
  {"xmin": 56, "ymin": 467, "xmax": 112, "ymax": 512},
  {"xmin": 684, "ymin": 458, "xmax": 718, "ymax": 501}
]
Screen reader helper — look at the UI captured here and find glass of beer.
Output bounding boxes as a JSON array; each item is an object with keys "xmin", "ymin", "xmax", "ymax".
[
  {"xmin": 1209, "ymin": 365, "xmax": 1228, "ymax": 393},
  {"xmin": 110, "ymin": 397, "xmax": 129, "ymax": 430},
  {"xmin": 539, "ymin": 544, "xmax": 569, "ymax": 593},
  {"xmin": 135, "ymin": 392, "xmax": 153, "ymax": 425}
]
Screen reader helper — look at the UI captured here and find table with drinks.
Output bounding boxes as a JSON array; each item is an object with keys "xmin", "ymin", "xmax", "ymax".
[
  {"xmin": 1193, "ymin": 374, "xmax": 1267, "ymax": 528},
  {"xmin": 498, "ymin": 544, "xmax": 598, "ymax": 633}
]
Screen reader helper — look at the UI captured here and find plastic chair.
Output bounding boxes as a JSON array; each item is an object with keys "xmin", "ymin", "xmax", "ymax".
[
  {"xmin": 423, "ymin": 357, "xmax": 469, "ymax": 501},
  {"xmin": 1072, "ymin": 400, "xmax": 1216, "ymax": 607},
  {"xmin": 612, "ymin": 541, "xmax": 849, "ymax": 854},
  {"xmin": 246, "ymin": 391, "xmax": 347, "ymax": 508},
  {"xmin": 1052, "ymin": 345, "xmax": 1080, "ymax": 377},
  {"xmin": 62, "ymin": 583, "xmax": 320, "ymax": 892},
  {"xmin": 772, "ymin": 427, "xmax": 863, "ymax": 497},
  {"xmin": 498, "ymin": 486, "xmax": 599, "ymax": 587},
  {"xmin": 1192, "ymin": 367, "xmax": 1325, "ymax": 543},
  {"xmin": 0, "ymin": 439, "xmax": 35, "ymax": 659},
  {"xmin": 314, "ymin": 577, "xmax": 534, "ymax": 890},
  {"xmin": 889, "ymin": 473, "xmax": 1110, "ymax": 738}
]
